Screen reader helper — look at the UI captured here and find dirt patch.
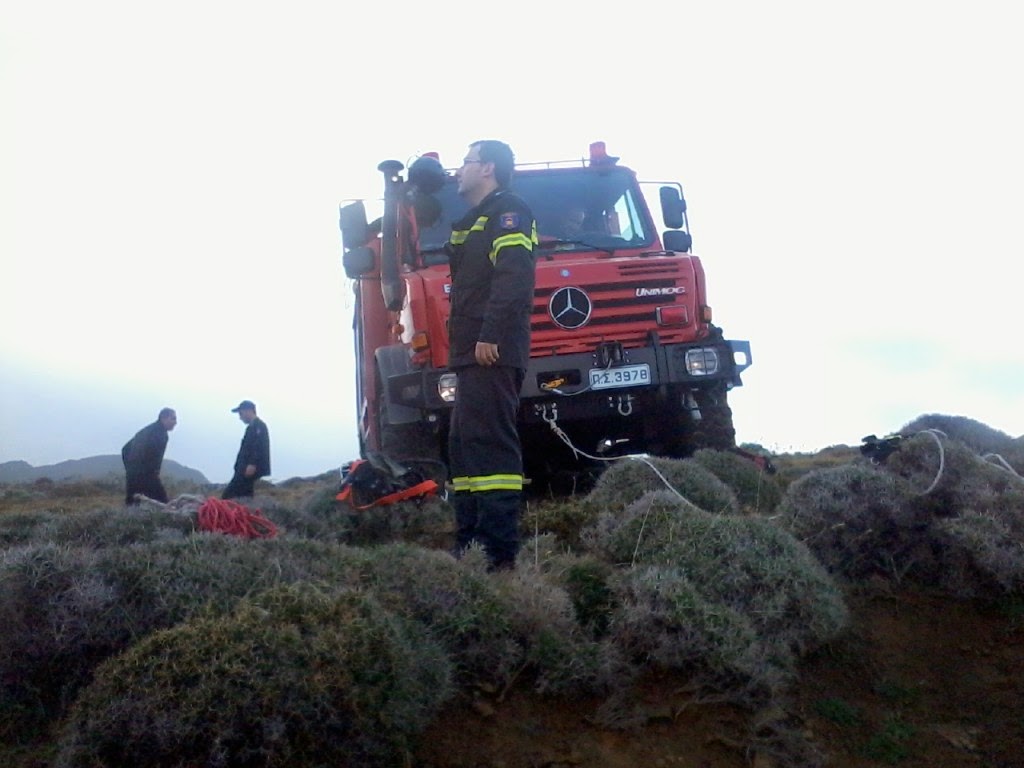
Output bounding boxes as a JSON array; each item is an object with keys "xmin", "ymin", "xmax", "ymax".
[{"xmin": 415, "ymin": 586, "xmax": 1024, "ymax": 768}]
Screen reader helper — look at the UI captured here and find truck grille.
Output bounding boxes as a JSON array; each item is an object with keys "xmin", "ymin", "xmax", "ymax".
[{"xmin": 530, "ymin": 263, "xmax": 694, "ymax": 356}]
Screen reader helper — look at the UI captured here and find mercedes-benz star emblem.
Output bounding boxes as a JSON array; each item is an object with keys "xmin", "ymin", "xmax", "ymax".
[{"xmin": 548, "ymin": 286, "xmax": 592, "ymax": 330}]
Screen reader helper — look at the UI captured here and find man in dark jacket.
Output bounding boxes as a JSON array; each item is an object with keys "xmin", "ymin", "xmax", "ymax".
[
  {"xmin": 122, "ymin": 408, "xmax": 177, "ymax": 505},
  {"xmin": 222, "ymin": 400, "xmax": 271, "ymax": 499},
  {"xmin": 446, "ymin": 139, "xmax": 538, "ymax": 569}
]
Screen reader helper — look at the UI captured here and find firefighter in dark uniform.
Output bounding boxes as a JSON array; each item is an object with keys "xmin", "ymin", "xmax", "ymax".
[
  {"xmin": 121, "ymin": 408, "xmax": 177, "ymax": 505},
  {"xmin": 222, "ymin": 400, "xmax": 271, "ymax": 499},
  {"xmin": 447, "ymin": 140, "xmax": 538, "ymax": 569}
]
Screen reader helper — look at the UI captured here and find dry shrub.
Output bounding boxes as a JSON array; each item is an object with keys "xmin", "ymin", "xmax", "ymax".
[
  {"xmin": 0, "ymin": 537, "xmax": 369, "ymax": 741},
  {"xmin": 901, "ymin": 414, "xmax": 1024, "ymax": 470},
  {"xmin": 341, "ymin": 496, "xmax": 454, "ymax": 549},
  {"xmin": 778, "ymin": 433, "xmax": 1024, "ymax": 596},
  {"xmin": 357, "ymin": 543, "xmax": 522, "ymax": 688},
  {"xmin": 0, "ymin": 509, "xmax": 57, "ymax": 546},
  {"xmin": 258, "ymin": 487, "xmax": 353, "ymax": 542},
  {"xmin": 0, "ymin": 506, "xmax": 196, "ymax": 548},
  {"xmin": 581, "ymin": 491, "xmax": 848, "ymax": 708},
  {"xmin": 582, "ymin": 490, "xmax": 696, "ymax": 565},
  {"xmin": 934, "ymin": 505, "xmax": 1024, "ymax": 596},
  {"xmin": 490, "ymin": 562, "xmax": 606, "ymax": 695},
  {"xmin": 886, "ymin": 432, "xmax": 1021, "ymax": 518},
  {"xmin": 0, "ymin": 544, "xmax": 107, "ymax": 742},
  {"xmin": 54, "ymin": 584, "xmax": 453, "ymax": 768},
  {"xmin": 691, "ymin": 448, "xmax": 783, "ymax": 514},
  {"xmin": 606, "ymin": 493, "xmax": 847, "ymax": 650},
  {"xmin": 355, "ymin": 543, "xmax": 605, "ymax": 696},
  {"xmin": 609, "ymin": 565, "xmax": 785, "ymax": 700},
  {"xmin": 880, "ymin": 429, "xmax": 1024, "ymax": 596},
  {"xmin": 0, "ymin": 486, "xmax": 46, "ymax": 512},
  {"xmin": 774, "ymin": 464, "xmax": 925, "ymax": 580},
  {"xmin": 539, "ymin": 552, "xmax": 618, "ymax": 638},
  {"xmin": 522, "ymin": 495, "xmax": 599, "ymax": 550},
  {"xmin": 586, "ymin": 456, "xmax": 739, "ymax": 515}
]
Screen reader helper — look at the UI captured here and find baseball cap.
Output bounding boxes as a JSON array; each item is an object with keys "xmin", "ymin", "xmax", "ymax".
[{"xmin": 231, "ymin": 400, "xmax": 256, "ymax": 413}]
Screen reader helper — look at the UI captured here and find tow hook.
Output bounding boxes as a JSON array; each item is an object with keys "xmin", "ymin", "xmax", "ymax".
[
  {"xmin": 537, "ymin": 402, "xmax": 559, "ymax": 423},
  {"xmin": 609, "ymin": 394, "xmax": 634, "ymax": 416},
  {"xmin": 685, "ymin": 391, "xmax": 702, "ymax": 421}
]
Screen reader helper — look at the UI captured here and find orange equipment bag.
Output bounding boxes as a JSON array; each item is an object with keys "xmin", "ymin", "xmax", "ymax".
[{"xmin": 335, "ymin": 452, "xmax": 439, "ymax": 510}]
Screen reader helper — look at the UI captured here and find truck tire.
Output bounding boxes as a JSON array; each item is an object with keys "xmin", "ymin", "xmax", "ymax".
[{"xmin": 688, "ymin": 385, "xmax": 736, "ymax": 452}]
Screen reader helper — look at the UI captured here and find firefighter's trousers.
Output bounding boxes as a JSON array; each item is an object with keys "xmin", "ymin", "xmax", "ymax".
[{"xmin": 448, "ymin": 364, "xmax": 525, "ymax": 568}]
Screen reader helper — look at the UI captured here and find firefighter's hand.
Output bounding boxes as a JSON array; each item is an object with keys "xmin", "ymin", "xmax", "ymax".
[
  {"xmin": 244, "ymin": 464, "xmax": 257, "ymax": 477},
  {"xmin": 475, "ymin": 342, "xmax": 499, "ymax": 366}
]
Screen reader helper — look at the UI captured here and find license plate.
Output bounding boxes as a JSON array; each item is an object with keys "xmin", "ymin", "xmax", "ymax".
[{"xmin": 588, "ymin": 363, "xmax": 651, "ymax": 390}]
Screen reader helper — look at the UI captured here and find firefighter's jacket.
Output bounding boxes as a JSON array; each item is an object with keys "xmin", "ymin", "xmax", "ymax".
[
  {"xmin": 447, "ymin": 189, "xmax": 538, "ymax": 370},
  {"xmin": 233, "ymin": 417, "xmax": 271, "ymax": 477}
]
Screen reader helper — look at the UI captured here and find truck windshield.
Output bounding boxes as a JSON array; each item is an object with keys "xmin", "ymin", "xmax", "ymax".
[{"xmin": 417, "ymin": 166, "xmax": 655, "ymax": 256}]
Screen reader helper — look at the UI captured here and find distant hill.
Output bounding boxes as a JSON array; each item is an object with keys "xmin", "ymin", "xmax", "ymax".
[{"xmin": 0, "ymin": 456, "xmax": 209, "ymax": 485}]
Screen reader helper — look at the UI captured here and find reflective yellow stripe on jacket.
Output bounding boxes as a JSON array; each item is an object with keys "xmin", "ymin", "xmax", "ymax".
[
  {"xmin": 488, "ymin": 221, "xmax": 538, "ymax": 264},
  {"xmin": 449, "ymin": 216, "xmax": 490, "ymax": 245},
  {"xmin": 451, "ymin": 474, "xmax": 524, "ymax": 493}
]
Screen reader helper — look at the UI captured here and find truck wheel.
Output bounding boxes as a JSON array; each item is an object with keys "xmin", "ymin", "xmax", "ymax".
[{"xmin": 688, "ymin": 385, "xmax": 736, "ymax": 452}]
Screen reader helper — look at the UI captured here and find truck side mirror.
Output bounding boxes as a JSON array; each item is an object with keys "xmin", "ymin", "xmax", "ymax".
[
  {"xmin": 659, "ymin": 186, "xmax": 686, "ymax": 230},
  {"xmin": 342, "ymin": 246, "xmax": 376, "ymax": 278},
  {"xmin": 663, "ymin": 230, "xmax": 692, "ymax": 253},
  {"xmin": 339, "ymin": 201, "xmax": 370, "ymax": 250}
]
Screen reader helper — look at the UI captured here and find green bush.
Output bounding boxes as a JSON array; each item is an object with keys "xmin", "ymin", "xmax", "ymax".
[
  {"xmin": 691, "ymin": 448, "xmax": 783, "ymax": 514},
  {"xmin": 543, "ymin": 553, "xmax": 618, "ymax": 638},
  {"xmin": 522, "ymin": 495, "xmax": 599, "ymax": 550},
  {"xmin": 54, "ymin": 584, "xmax": 453, "ymax": 768},
  {"xmin": 586, "ymin": 456, "xmax": 739, "ymax": 515},
  {"xmin": 774, "ymin": 464, "xmax": 924, "ymax": 581}
]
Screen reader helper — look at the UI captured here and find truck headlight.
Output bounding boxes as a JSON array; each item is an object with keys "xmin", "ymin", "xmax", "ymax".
[
  {"xmin": 685, "ymin": 347, "xmax": 719, "ymax": 376},
  {"xmin": 438, "ymin": 373, "xmax": 458, "ymax": 402}
]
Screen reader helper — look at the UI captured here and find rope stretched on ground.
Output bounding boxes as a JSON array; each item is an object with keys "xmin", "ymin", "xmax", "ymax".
[{"xmin": 197, "ymin": 498, "xmax": 278, "ymax": 539}]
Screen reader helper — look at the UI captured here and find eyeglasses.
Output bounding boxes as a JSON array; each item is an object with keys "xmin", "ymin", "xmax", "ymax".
[{"xmin": 461, "ymin": 158, "xmax": 484, "ymax": 166}]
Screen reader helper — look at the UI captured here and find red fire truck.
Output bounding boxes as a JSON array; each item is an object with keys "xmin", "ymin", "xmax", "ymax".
[{"xmin": 339, "ymin": 142, "xmax": 751, "ymax": 484}]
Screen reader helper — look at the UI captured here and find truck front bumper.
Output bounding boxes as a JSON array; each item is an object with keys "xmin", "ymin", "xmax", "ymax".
[{"xmin": 384, "ymin": 338, "xmax": 751, "ymax": 422}]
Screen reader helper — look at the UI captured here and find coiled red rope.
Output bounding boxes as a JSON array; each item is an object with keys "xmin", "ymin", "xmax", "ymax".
[{"xmin": 197, "ymin": 498, "xmax": 278, "ymax": 539}]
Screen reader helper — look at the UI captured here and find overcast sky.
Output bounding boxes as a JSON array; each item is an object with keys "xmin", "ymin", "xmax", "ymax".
[{"xmin": 3, "ymin": 2, "xmax": 1022, "ymax": 483}]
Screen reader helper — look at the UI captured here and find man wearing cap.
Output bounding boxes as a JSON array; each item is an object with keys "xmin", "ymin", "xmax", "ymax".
[{"xmin": 222, "ymin": 400, "xmax": 271, "ymax": 499}]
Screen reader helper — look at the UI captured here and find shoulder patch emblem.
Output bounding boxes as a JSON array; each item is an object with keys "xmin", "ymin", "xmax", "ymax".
[{"xmin": 499, "ymin": 212, "xmax": 520, "ymax": 230}]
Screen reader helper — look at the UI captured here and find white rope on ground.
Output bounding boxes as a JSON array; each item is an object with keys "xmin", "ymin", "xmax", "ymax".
[
  {"xmin": 135, "ymin": 493, "xmax": 206, "ymax": 516},
  {"xmin": 543, "ymin": 415, "xmax": 698, "ymax": 506},
  {"xmin": 919, "ymin": 429, "xmax": 947, "ymax": 495},
  {"xmin": 543, "ymin": 413, "xmax": 705, "ymax": 567},
  {"xmin": 981, "ymin": 453, "xmax": 1024, "ymax": 482}
]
